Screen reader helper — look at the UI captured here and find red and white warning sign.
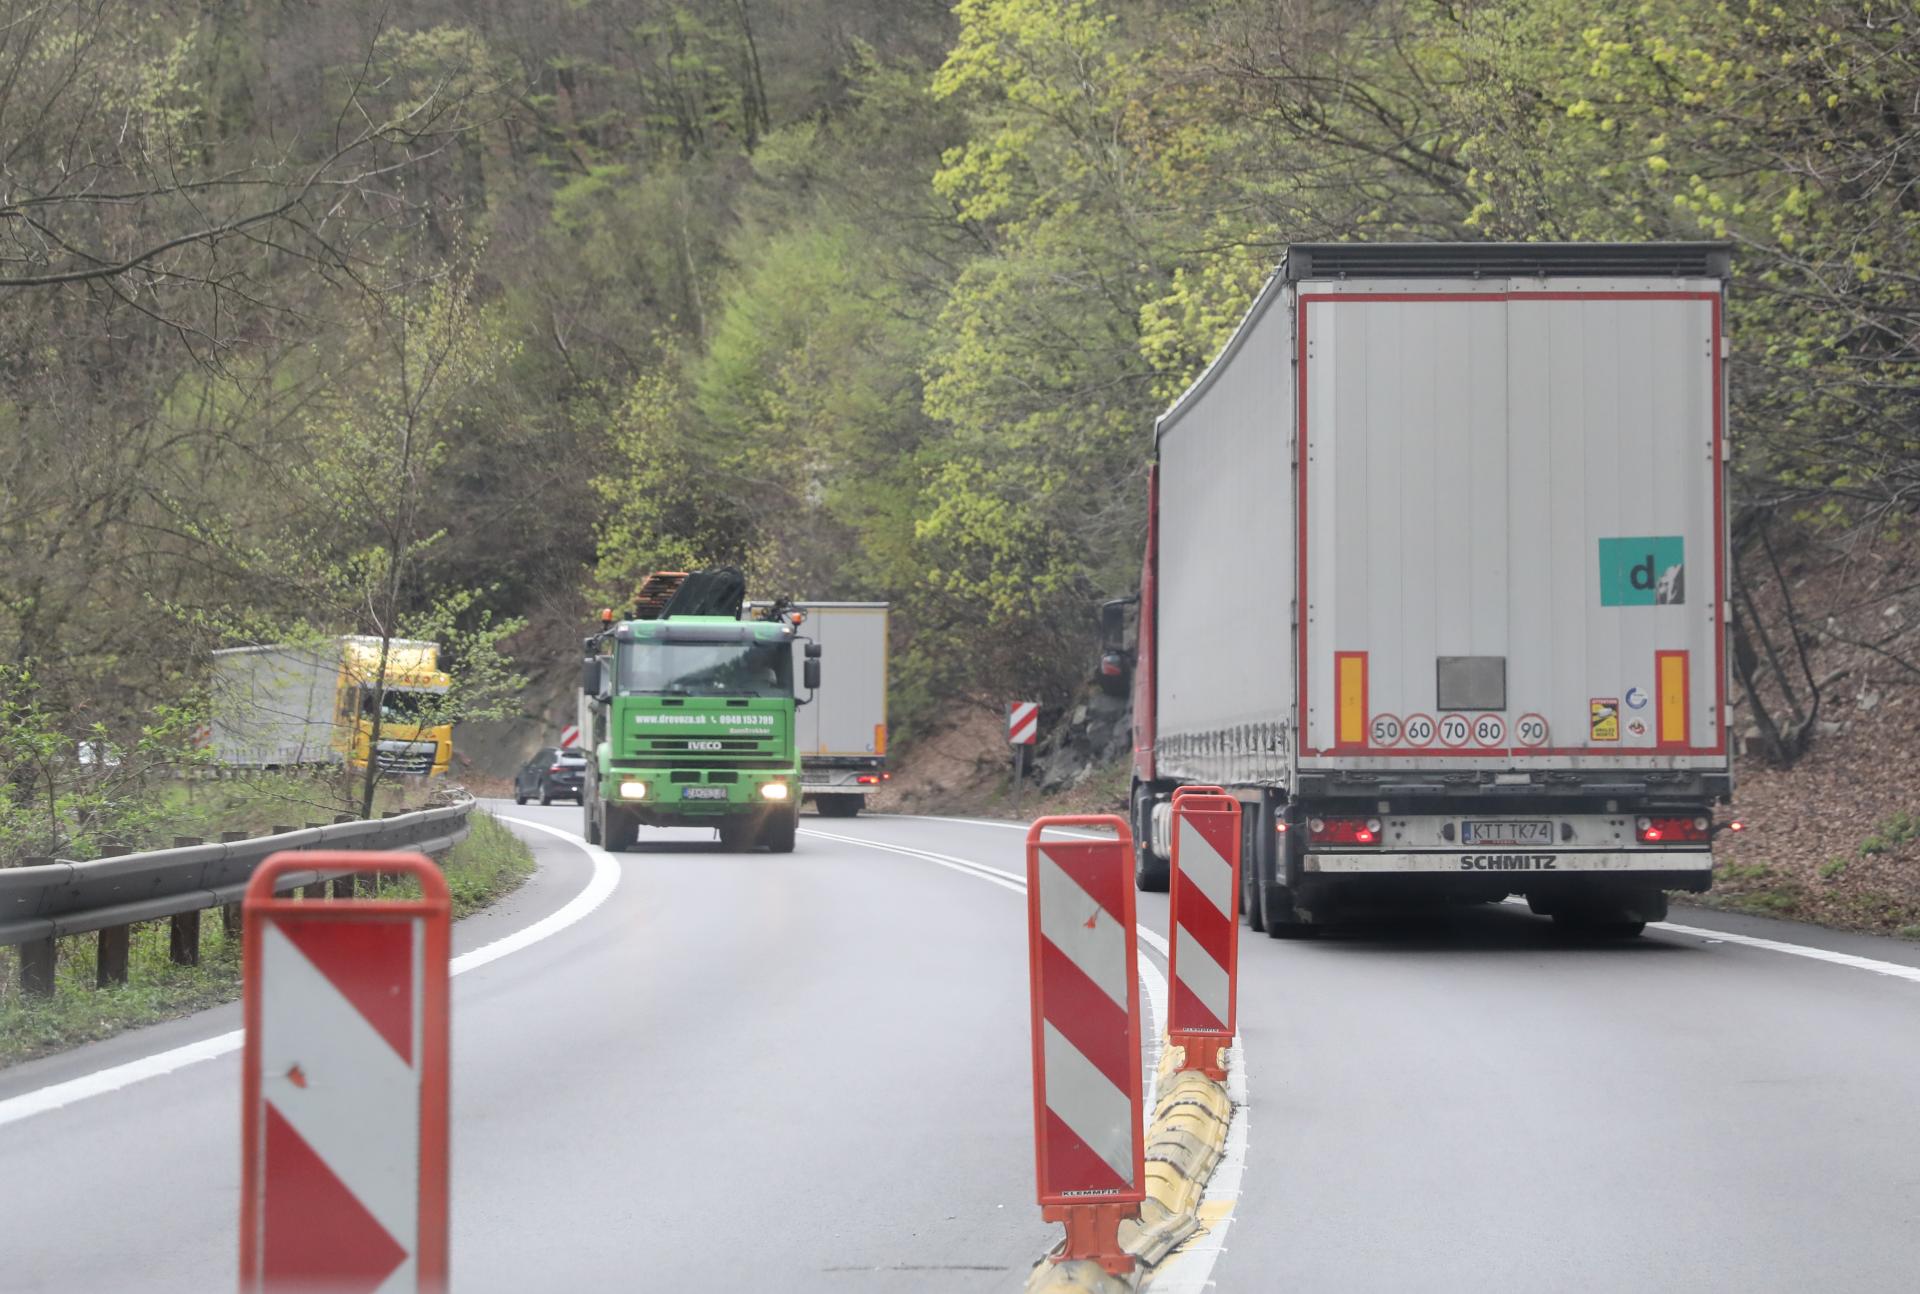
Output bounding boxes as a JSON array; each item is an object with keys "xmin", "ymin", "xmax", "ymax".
[
  {"xmin": 241, "ymin": 851, "xmax": 450, "ymax": 1294},
  {"xmin": 1169, "ymin": 794, "xmax": 1241, "ymax": 1080},
  {"xmin": 1009, "ymin": 701, "xmax": 1039, "ymax": 746},
  {"xmin": 1024, "ymin": 816, "xmax": 1143, "ymax": 1274},
  {"xmin": 558, "ymin": 723, "xmax": 581, "ymax": 750}
]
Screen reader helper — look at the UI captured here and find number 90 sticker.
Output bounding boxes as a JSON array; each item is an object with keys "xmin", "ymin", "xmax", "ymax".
[
  {"xmin": 1471, "ymin": 714, "xmax": 1506, "ymax": 747},
  {"xmin": 1402, "ymin": 714, "xmax": 1437, "ymax": 747},
  {"xmin": 1437, "ymin": 714, "xmax": 1472, "ymax": 748},
  {"xmin": 1514, "ymin": 713, "xmax": 1550, "ymax": 747},
  {"xmin": 1370, "ymin": 714, "xmax": 1403, "ymax": 746}
]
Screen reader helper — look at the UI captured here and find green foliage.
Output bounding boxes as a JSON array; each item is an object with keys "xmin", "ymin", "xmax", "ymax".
[{"xmin": 1858, "ymin": 812, "xmax": 1919, "ymax": 858}]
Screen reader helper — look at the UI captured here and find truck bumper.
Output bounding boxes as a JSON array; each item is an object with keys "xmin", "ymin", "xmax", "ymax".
[{"xmin": 1302, "ymin": 849, "xmax": 1713, "ymax": 893}]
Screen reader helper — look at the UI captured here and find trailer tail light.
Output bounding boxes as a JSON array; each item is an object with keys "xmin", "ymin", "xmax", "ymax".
[
  {"xmin": 1308, "ymin": 816, "xmax": 1382, "ymax": 845},
  {"xmin": 856, "ymin": 775, "xmax": 880, "ymax": 785},
  {"xmin": 1637, "ymin": 816, "xmax": 1709, "ymax": 844}
]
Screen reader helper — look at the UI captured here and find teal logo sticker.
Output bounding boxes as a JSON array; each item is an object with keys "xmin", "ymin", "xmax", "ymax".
[{"xmin": 1599, "ymin": 536, "xmax": 1685, "ymax": 606}]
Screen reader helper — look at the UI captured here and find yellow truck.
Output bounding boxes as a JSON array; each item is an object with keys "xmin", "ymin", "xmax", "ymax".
[{"xmin": 209, "ymin": 636, "xmax": 453, "ymax": 776}]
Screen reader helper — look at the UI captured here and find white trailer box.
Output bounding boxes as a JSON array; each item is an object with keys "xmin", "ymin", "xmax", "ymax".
[
  {"xmin": 209, "ymin": 643, "xmax": 345, "ymax": 768},
  {"xmin": 748, "ymin": 602, "xmax": 889, "ymax": 815},
  {"xmin": 1142, "ymin": 243, "xmax": 1732, "ymax": 933}
]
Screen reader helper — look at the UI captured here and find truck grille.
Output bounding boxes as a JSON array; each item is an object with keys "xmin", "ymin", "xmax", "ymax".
[
  {"xmin": 645, "ymin": 738, "xmax": 769, "ymax": 753},
  {"xmin": 376, "ymin": 751, "xmax": 435, "ymax": 775}
]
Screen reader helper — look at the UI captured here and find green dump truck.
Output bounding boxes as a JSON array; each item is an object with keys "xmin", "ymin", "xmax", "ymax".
[{"xmin": 579, "ymin": 570, "xmax": 820, "ymax": 853}]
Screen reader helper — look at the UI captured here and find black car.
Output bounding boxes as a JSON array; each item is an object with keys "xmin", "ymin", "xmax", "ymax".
[{"xmin": 513, "ymin": 747, "xmax": 587, "ymax": 805}]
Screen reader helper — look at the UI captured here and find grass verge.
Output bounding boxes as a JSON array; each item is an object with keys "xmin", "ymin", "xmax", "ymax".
[{"xmin": 0, "ymin": 810, "xmax": 535, "ymax": 1069}]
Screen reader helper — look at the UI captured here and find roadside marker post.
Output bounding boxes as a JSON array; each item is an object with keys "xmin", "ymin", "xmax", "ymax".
[
  {"xmin": 240, "ymin": 852, "xmax": 450, "ymax": 1294},
  {"xmin": 1009, "ymin": 701, "xmax": 1039, "ymax": 817},
  {"xmin": 1025, "ymin": 815, "xmax": 1144, "ymax": 1275},
  {"xmin": 1168, "ymin": 794, "xmax": 1242, "ymax": 1080},
  {"xmin": 558, "ymin": 723, "xmax": 580, "ymax": 750}
]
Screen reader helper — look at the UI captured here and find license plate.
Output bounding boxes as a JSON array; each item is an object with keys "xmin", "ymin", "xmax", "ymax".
[
  {"xmin": 681, "ymin": 786, "xmax": 729, "ymax": 801},
  {"xmin": 1462, "ymin": 819, "xmax": 1554, "ymax": 846}
]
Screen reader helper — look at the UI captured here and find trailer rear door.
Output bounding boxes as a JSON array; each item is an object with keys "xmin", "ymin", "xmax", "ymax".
[{"xmin": 1297, "ymin": 281, "xmax": 1725, "ymax": 770}]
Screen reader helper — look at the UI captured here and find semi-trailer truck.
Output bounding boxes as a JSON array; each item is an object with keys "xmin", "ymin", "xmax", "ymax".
[
  {"xmin": 580, "ymin": 570, "xmax": 820, "ymax": 853},
  {"xmin": 1120, "ymin": 242, "xmax": 1734, "ymax": 937},
  {"xmin": 209, "ymin": 637, "xmax": 453, "ymax": 776},
  {"xmin": 747, "ymin": 601, "xmax": 890, "ymax": 817}
]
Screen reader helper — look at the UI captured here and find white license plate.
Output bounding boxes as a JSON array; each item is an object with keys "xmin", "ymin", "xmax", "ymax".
[
  {"xmin": 1462, "ymin": 819, "xmax": 1554, "ymax": 846},
  {"xmin": 681, "ymin": 787, "xmax": 729, "ymax": 801}
]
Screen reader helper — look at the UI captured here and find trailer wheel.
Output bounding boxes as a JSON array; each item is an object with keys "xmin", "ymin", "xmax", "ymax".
[
  {"xmin": 1261, "ymin": 826, "xmax": 1316, "ymax": 938},
  {"xmin": 816, "ymin": 794, "xmax": 862, "ymax": 818},
  {"xmin": 1243, "ymin": 805, "xmax": 1266, "ymax": 933},
  {"xmin": 1131, "ymin": 785, "xmax": 1168, "ymax": 892}
]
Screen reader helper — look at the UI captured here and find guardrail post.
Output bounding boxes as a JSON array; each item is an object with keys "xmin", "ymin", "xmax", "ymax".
[
  {"xmin": 95, "ymin": 845, "xmax": 132, "ymax": 987},
  {"xmin": 169, "ymin": 837, "xmax": 203, "ymax": 966},
  {"xmin": 17, "ymin": 856, "xmax": 56, "ymax": 997},
  {"xmin": 311, "ymin": 822, "xmax": 355, "ymax": 898},
  {"xmin": 221, "ymin": 831, "xmax": 248, "ymax": 941},
  {"xmin": 277, "ymin": 826, "xmax": 327, "ymax": 900}
]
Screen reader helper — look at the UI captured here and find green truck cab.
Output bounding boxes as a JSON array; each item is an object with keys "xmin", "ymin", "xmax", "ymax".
[{"xmin": 580, "ymin": 592, "xmax": 820, "ymax": 854}]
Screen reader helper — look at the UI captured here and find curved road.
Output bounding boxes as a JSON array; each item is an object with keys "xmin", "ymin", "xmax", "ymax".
[{"xmin": 1, "ymin": 806, "xmax": 1917, "ymax": 1291}]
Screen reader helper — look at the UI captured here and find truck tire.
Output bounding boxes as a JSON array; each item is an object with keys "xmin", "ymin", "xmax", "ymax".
[
  {"xmin": 604, "ymin": 806, "xmax": 638, "ymax": 853},
  {"xmin": 1261, "ymin": 825, "xmax": 1316, "ymax": 939},
  {"xmin": 1132, "ymin": 785, "xmax": 1169, "ymax": 892},
  {"xmin": 762, "ymin": 807, "xmax": 799, "ymax": 853},
  {"xmin": 816, "ymin": 794, "xmax": 862, "ymax": 819},
  {"xmin": 717, "ymin": 817, "xmax": 757, "ymax": 851},
  {"xmin": 584, "ymin": 798, "xmax": 601, "ymax": 846},
  {"xmin": 1243, "ymin": 807, "xmax": 1266, "ymax": 933}
]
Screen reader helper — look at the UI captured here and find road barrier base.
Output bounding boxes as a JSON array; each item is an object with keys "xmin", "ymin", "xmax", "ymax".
[
  {"xmin": 1026, "ymin": 1039, "xmax": 1237, "ymax": 1293},
  {"xmin": 1169, "ymin": 1032, "xmax": 1230, "ymax": 1082},
  {"xmin": 1040, "ymin": 1202, "xmax": 1137, "ymax": 1275}
]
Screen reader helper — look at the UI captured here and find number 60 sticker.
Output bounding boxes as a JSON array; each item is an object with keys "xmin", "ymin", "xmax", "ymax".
[{"xmin": 1514, "ymin": 714, "xmax": 1550, "ymax": 747}]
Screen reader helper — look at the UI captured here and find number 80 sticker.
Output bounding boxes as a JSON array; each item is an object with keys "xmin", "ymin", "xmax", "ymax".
[{"xmin": 1471, "ymin": 714, "xmax": 1506, "ymax": 747}]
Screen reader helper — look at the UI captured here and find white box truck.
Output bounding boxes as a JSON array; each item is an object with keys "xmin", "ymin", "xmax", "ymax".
[
  {"xmin": 1121, "ymin": 243, "xmax": 1733, "ymax": 937},
  {"xmin": 751, "ymin": 602, "xmax": 890, "ymax": 817}
]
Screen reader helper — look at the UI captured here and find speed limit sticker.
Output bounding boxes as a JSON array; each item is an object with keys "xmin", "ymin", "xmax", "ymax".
[
  {"xmin": 1438, "ymin": 714, "xmax": 1471, "ymax": 747},
  {"xmin": 1370, "ymin": 714, "xmax": 1403, "ymax": 746},
  {"xmin": 1514, "ymin": 714, "xmax": 1550, "ymax": 747},
  {"xmin": 1471, "ymin": 714, "xmax": 1506, "ymax": 747},
  {"xmin": 1402, "ymin": 714, "xmax": 1437, "ymax": 747}
]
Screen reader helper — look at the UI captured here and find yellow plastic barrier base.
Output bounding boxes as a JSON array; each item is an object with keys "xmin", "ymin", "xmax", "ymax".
[{"xmin": 1024, "ymin": 1042, "xmax": 1235, "ymax": 1293}]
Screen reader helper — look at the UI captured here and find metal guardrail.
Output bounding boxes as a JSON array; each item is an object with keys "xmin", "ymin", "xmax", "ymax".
[{"xmin": 0, "ymin": 797, "xmax": 474, "ymax": 994}]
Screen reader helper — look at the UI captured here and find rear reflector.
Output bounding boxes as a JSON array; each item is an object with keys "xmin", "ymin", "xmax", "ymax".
[
  {"xmin": 1308, "ymin": 816, "xmax": 1382, "ymax": 845},
  {"xmin": 1637, "ymin": 815, "xmax": 1709, "ymax": 844}
]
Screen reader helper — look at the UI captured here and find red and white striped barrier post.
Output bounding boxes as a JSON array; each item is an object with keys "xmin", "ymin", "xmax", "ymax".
[
  {"xmin": 240, "ymin": 852, "xmax": 450, "ymax": 1294},
  {"xmin": 1025, "ymin": 815, "xmax": 1144, "ymax": 1275},
  {"xmin": 1168, "ymin": 794, "xmax": 1242, "ymax": 1080}
]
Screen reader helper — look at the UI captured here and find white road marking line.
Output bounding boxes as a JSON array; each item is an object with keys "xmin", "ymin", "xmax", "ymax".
[
  {"xmin": 800, "ymin": 827, "xmax": 1172, "ymax": 1078},
  {"xmin": 894, "ymin": 814, "xmax": 1112, "ymax": 841},
  {"xmin": 1491, "ymin": 895, "xmax": 1920, "ymax": 984},
  {"xmin": 1651, "ymin": 919, "xmax": 1920, "ymax": 984},
  {"xmin": 0, "ymin": 814, "xmax": 621, "ymax": 1130}
]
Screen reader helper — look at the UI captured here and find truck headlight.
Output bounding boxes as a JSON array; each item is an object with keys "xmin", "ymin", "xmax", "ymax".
[
  {"xmin": 759, "ymin": 783, "xmax": 790, "ymax": 801},
  {"xmin": 619, "ymin": 781, "xmax": 648, "ymax": 800}
]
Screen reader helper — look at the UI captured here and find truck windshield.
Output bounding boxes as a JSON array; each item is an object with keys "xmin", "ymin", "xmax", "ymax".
[
  {"xmin": 359, "ymin": 689, "xmax": 441, "ymax": 723},
  {"xmin": 617, "ymin": 639, "xmax": 792, "ymax": 699}
]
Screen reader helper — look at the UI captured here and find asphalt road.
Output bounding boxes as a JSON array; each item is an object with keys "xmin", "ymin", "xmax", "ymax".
[{"xmin": 2, "ymin": 805, "xmax": 1917, "ymax": 1292}]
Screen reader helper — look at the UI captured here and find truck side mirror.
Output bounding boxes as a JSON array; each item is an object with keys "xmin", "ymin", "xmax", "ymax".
[
  {"xmin": 1098, "ymin": 598, "xmax": 1131, "ymax": 651},
  {"xmin": 803, "ymin": 656, "xmax": 821, "ymax": 693},
  {"xmin": 581, "ymin": 658, "xmax": 601, "ymax": 697}
]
